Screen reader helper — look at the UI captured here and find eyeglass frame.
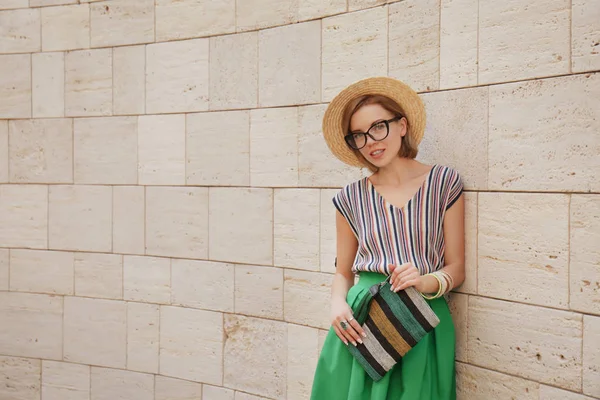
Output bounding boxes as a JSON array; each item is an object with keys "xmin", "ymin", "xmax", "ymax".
[{"xmin": 344, "ymin": 116, "xmax": 404, "ymax": 150}]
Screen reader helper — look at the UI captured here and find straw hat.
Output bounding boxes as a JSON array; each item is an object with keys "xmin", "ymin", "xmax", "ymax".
[{"xmin": 322, "ymin": 77, "xmax": 426, "ymax": 167}]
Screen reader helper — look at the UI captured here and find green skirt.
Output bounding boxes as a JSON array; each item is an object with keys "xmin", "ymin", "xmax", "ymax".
[{"xmin": 311, "ymin": 272, "xmax": 456, "ymax": 400}]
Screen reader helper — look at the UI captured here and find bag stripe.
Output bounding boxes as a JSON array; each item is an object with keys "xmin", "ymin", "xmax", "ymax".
[
  {"xmin": 370, "ymin": 299, "xmax": 416, "ymax": 350},
  {"xmin": 361, "ymin": 324, "xmax": 397, "ymax": 371},
  {"xmin": 397, "ymin": 288, "xmax": 434, "ymax": 331},
  {"xmin": 379, "ymin": 288, "xmax": 428, "ymax": 341},
  {"xmin": 350, "ymin": 340, "xmax": 387, "ymax": 379},
  {"xmin": 404, "ymin": 286, "xmax": 441, "ymax": 327},
  {"xmin": 365, "ymin": 316, "xmax": 402, "ymax": 362}
]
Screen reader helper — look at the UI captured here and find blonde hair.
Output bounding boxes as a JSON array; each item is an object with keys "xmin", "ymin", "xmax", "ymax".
[{"xmin": 342, "ymin": 95, "xmax": 419, "ymax": 172}]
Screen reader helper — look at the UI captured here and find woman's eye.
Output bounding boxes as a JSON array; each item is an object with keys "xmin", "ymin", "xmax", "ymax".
[{"xmin": 372, "ymin": 122, "xmax": 386, "ymax": 132}]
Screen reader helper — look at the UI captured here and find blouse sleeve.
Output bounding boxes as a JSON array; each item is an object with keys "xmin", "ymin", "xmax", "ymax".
[
  {"xmin": 444, "ymin": 168, "xmax": 464, "ymax": 211},
  {"xmin": 332, "ymin": 185, "xmax": 359, "ymax": 237}
]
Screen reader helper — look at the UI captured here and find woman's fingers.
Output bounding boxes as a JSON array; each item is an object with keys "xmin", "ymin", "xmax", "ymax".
[
  {"xmin": 332, "ymin": 325, "xmax": 348, "ymax": 345},
  {"xmin": 348, "ymin": 317, "xmax": 367, "ymax": 339},
  {"xmin": 338, "ymin": 317, "xmax": 362, "ymax": 346},
  {"xmin": 395, "ymin": 277, "xmax": 419, "ymax": 292}
]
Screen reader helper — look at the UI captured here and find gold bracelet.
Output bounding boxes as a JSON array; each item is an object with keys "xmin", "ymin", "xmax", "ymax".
[
  {"xmin": 420, "ymin": 273, "xmax": 443, "ymax": 300},
  {"xmin": 439, "ymin": 270, "xmax": 454, "ymax": 294}
]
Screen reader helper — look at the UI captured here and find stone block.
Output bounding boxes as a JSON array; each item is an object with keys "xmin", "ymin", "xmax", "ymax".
[
  {"xmin": 234, "ymin": 264, "xmax": 283, "ymax": 319},
  {"xmin": 65, "ymin": 49, "xmax": 112, "ymax": 117},
  {"xmin": 0, "ymin": 356, "xmax": 41, "ymax": 400},
  {"xmin": 160, "ymin": 306, "xmax": 223, "ymax": 385},
  {"xmin": 0, "ymin": 292, "xmax": 62, "ymax": 360},
  {"xmin": 74, "ymin": 252, "xmax": 122, "ymax": 299},
  {"xmin": 48, "ymin": 185, "xmax": 112, "ymax": 252},
  {"xmin": 203, "ymin": 386, "xmax": 234, "ymax": 400},
  {"xmin": 299, "ymin": 0, "xmax": 346, "ymax": 20},
  {"xmin": 287, "ymin": 324, "xmax": 320, "ymax": 400},
  {"xmin": 456, "ymin": 362, "xmax": 539, "ymax": 399},
  {"xmin": 224, "ymin": 315, "xmax": 286, "ymax": 399},
  {"xmin": 138, "ymin": 114, "xmax": 185, "ymax": 185},
  {"xmin": 0, "ymin": 8, "xmax": 40, "ymax": 53},
  {"xmin": 0, "ymin": 54, "xmax": 31, "ymax": 118},
  {"xmin": 156, "ymin": 0, "xmax": 235, "ymax": 41},
  {"xmin": 155, "ymin": 376, "xmax": 203, "ymax": 400},
  {"xmin": 540, "ymin": 386, "xmax": 597, "ymax": 400},
  {"xmin": 90, "ymin": 0, "xmax": 154, "ymax": 47},
  {"xmin": 145, "ymin": 186, "xmax": 209, "ymax": 259},
  {"xmin": 0, "ymin": 249, "xmax": 7, "ymax": 290},
  {"xmin": 42, "ymin": 361, "xmax": 90, "ymax": 400},
  {"xmin": 127, "ymin": 302, "xmax": 159, "ymax": 374},
  {"xmin": 91, "ymin": 367, "xmax": 154, "ymax": 400},
  {"xmin": 9, "ymin": 249, "xmax": 74, "ymax": 295},
  {"xmin": 186, "ymin": 110, "xmax": 250, "ymax": 186},
  {"xmin": 0, "ymin": 121, "xmax": 6, "ymax": 183},
  {"xmin": 32, "ymin": 52, "xmax": 65, "ymax": 117},
  {"xmin": 146, "ymin": 39, "xmax": 209, "ymax": 114},
  {"xmin": 209, "ymin": 188, "xmax": 272, "ymax": 265},
  {"xmin": 0, "ymin": 184, "xmax": 47, "ymax": 249},
  {"xmin": 113, "ymin": 186, "xmax": 145, "ymax": 255},
  {"xmin": 41, "ymin": 4, "xmax": 89, "ymax": 51},
  {"xmin": 236, "ymin": 0, "xmax": 297, "ymax": 31},
  {"xmin": 113, "ymin": 45, "xmax": 145, "ymax": 115},
  {"xmin": 447, "ymin": 292, "xmax": 468, "ymax": 362},
  {"xmin": 124, "ymin": 255, "xmax": 170, "ymax": 304},
  {"xmin": 171, "ymin": 259, "xmax": 234, "ymax": 312},
  {"xmin": 572, "ymin": 0, "xmax": 600, "ymax": 72},
  {"xmin": 284, "ymin": 269, "xmax": 332, "ymax": 329},
  {"xmin": 63, "ymin": 297, "xmax": 127, "ymax": 368},
  {"xmin": 584, "ymin": 315, "xmax": 600, "ymax": 397},
  {"xmin": 9, "ymin": 118, "xmax": 72, "ymax": 183},
  {"xmin": 320, "ymin": 189, "xmax": 339, "ymax": 274},
  {"xmin": 478, "ymin": 193, "xmax": 569, "ymax": 308}
]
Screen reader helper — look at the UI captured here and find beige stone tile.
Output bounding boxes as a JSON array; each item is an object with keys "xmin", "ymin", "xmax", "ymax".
[
  {"xmin": 0, "ymin": 0, "xmax": 28, "ymax": 9},
  {"xmin": 570, "ymin": 195, "xmax": 600, "ymax": 315},
  {"xmin": 235, "ymin": 393, "xmax": 269, "ymax": 400},
  {"xmin": 0, "ymin": 185, "xmax": 47, "ymax": 249},
  {"xmin": 419, "ymin": 87, "xmax": 488, "ymax": 190},
  {"xmin": 284, "ymin": 269, "xmax": 332, "ymax": 329},
  {"xmin": 456, "ymin": 192, "xmax": 477, "ymax": 294},
  {"xmin": 0, "ymin": 54, "xmax": 31, "ymax": 119},
  {"xmin": 0, "ymin": 8, "xmax": 40, "ymax": 53},
  {"xmin": 468, "ymin": 296, "xmax": 582, "ymax": 390},
  {"xmin": 127, "ymin": 302, "xmax": 159, "ymax": 374},
  {"xmin": 0, "ymin": 292, "xmax": 62, "ymax": 359},
  {"xmin": 209, "ymin": 32, "xmax": 257, "ymax": 110},
  {"xmin": 320, "ymin": 189, "xmax": 338, "ymax": 274},
  {"xmin": 138, "ymin": 114, "xmax": 185, "ymax": 185},
  {"xmin": 31, "ymin": 0, "xmax": 77, "ymax": 5},
  {"xmin": 160, "ymin": 306, "xmax": 223, "ymax": 385},
  {"xmin": 447, "ymin": 293, "xmax": 468, "ymax": 363},
  {"xmin": 479, "ymin": 0, "xmax": 569, "ymax": 84},
  {"xmin": 155, "ymin": 376, "xmax": 203, "ymax": 400},
  {"xmin": 234, "ymin": 264, "xmax": 283, "ymax": 319},
  {"xmin": 113, "ymin": 45, "xmax": 145, "ymax": 115},
  {"xmin": 0, "ymin": 249, "xmax": 7, "ymax": 290},
  {"xmin": 224, "ymin": 315, "xmax": 286, "ymax": 398},
  {"xmin": 489, "ymin": 74, "xmax": 600, "ymax": 192},
  {"xmin": 49, "ymin": 185, "xmax": 112, "ymax": 252},
  {"xmin": 74, "ymin": 252, "xmax": 122, "ymax": 299},
  {"xmin": 10, "ymin": 249, "xmax": 74, "ymax": 295},
  {"xmin": 318, "ymin": 329, "xmax": 329, "ymax": 353},
  {"xmin": 41, "ymin": 4, "xmax": 89, "ymax": 51},
  {"xmin": 9, "ymin": 118, "xmax": 72, "ymax": 183},
  {"xmin": 90, "ymin": 0, "xmax": 154, "ymax": 47},
  {"xmin": 113, "ymin": 186, "xmax": 145, "ymax": 255},
  {"xmin": 124, "ymin": 256, "xmax": 170, "ymax": 304},
  {"xmin": 32, "ymin": 52, "xmax": 65, "ymax": 117},
  {"xmin": 439, "ymin": 0, "xmax": 478, "ymax": 89},
  {"xmin": 156, "ymin": 0, "xmax": 234, "ymax": 41},
  {"xmin": 42, "ymin": 361, "xmax": 90, "ymax": 400},
  {"xmin": 299, "ymin": 0, "xmax": 346, "ymax": 20},
  {"xmin": 65, "ymin": 49, "xmax": 112, "ymax": 117},
  {"xmin": 348, "ymin": 0, "xmax": 388, "ymax": 10},
  {"xmin": 258, "ymin": 20, "xmax": 320, "ymax": 107},
  {"xmin": 146, "ymin": 187, "xmax": 209, "ymax": 259},
  {"xmin": 584, "ymin": 315, "xmax": 600, "ymax": 397},
  {"xmin": 64, "ymin": 297, "xmax": 126, "ymax": 368},
  {"xmin": 456, "ymin": 362, "xmax": 539, "ymax": 399},
  {"xmin": 572, "ymin": 0, "xmax": 600, "ymax": 72},
  {"xmin": 74, "ymin": 116, "xmax": 137, "ymax": 184},
  {"xmin": 540, "ymin": 385, "xmax": 597, "ymax": 400},
  {"xmin": 146, "ymin": 39, "xmax": 209, "ymax": 114},
  {"xmin": 287, "ymin": 324, "xmax": 319, "ymax": 400},
  {"xmin": 298, "ymin": 104, "xmax": 364, "ymax": 188},
  {"xmin": 171, "ymin": 259, "xmax": 234, "ymax": 312},
  {"xmin": 478, "ymin": 193, "xmax": 569, "ymax": 308},
  {"xmin": 389, "ymin": 0, "xmax": 440, "ymax": 92},
  {"xmin": 236, "ymin": 0, "xmax": 297, "ymax": 31},
  {"xmin": 274, "ymin": 189, "xmax": 320, "ymax": 270},
  {"xmin": 250, "ymin": 107, "xmax": 298, "ymax": 186},
  {"xmin": 209, "ymin": 188, "xmax": 273, "ymax": 265},
  {"xmin": 322, "ymin": 7, "xmax": 387, "ymax": 101},
  {"xmin": 0, "ymin": 356, "xmax": 41, "ymax": 400},
  {"xmin": 0, "ymin": 121, "xmax": 6, "ymax": 183},
  {"xmin": 186, "ymin": 110, "xmax": 250, "ymax": 186},
  {"xmin": 91, "ymin": 367, "xmax": 154, "ymax": 400},
  {"xmin": 203, "ymin": 386, "xmax": 234, "ymax": 400}
]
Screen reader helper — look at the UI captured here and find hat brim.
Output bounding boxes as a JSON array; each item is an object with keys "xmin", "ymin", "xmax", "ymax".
[{"xmin": 322, "ymin": 77, "xmax": 426, "ymax": 167}]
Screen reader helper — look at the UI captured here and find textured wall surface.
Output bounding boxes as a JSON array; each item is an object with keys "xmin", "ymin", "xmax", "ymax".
[{"xmin": 0, "ymin": 0, "xmax": 599, "ymax": 399}]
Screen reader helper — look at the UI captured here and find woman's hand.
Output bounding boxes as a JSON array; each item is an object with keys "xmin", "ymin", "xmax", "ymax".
[
  {"xmin": 330, "ymin": 297, "xmax": 366, "ymax": 346},
  {"xmin": 389, "ymin": 262, "xmax": 425, "ymax": 292}
]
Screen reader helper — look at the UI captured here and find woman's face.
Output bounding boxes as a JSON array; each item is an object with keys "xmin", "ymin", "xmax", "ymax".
[{"xmin": 348, "ymin": 103, "xmax": 407, "ymax": 168}]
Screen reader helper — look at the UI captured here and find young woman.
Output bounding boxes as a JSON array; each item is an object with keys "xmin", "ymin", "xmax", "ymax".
[{"xmin": 311, "ymin": 77, "xmax": 465, "ymax": 400}]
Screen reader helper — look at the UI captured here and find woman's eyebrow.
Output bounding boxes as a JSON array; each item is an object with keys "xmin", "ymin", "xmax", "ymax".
[{"xmin": 350, "ymin": 119, "xmax": 386, "ymax": 134}]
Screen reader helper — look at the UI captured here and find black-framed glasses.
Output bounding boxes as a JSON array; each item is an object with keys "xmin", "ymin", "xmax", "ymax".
[{"xmin": 344, "ymin": 116, "xmax": 403, "ymax": 150}]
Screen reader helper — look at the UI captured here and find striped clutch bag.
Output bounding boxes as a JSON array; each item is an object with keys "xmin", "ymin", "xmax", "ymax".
[{"xmin": 347, "ymin": 278, "xmax": 440, "ymax": 381}]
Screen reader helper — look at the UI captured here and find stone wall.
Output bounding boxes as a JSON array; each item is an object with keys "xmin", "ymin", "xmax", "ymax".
[{"xmin": 0, "ymin": 0, "xmax": 598, "ymax": 399}]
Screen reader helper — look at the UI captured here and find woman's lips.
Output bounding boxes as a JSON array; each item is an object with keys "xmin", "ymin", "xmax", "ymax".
[{"xmin": 369, "ymin": 148, "xmax": 385, "ymax": 159}]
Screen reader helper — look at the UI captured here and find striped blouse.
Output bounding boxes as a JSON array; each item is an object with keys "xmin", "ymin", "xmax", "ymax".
[{"xmin": 333, "ymin": 164, "xmax": 463, "ymax": 275}]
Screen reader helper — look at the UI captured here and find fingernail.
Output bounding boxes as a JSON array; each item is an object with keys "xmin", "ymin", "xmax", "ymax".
[
  {"xmin": 357, "ymin": 339, "xmax": 363, "ymax": 344},
  {"xmin": 390, "ymin": 286, "xmax": 394, "ymax": 291},
  {"xmin": 344, "ymin": 341, "xmax": 348, "ymax": 345},
  {"xmin": 352, "ymin": 341, "xmax": 357, "ymax": 346},
  {"xmin": 362, "ymin": 332, "xmax": 367, "ymax": 338}
]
